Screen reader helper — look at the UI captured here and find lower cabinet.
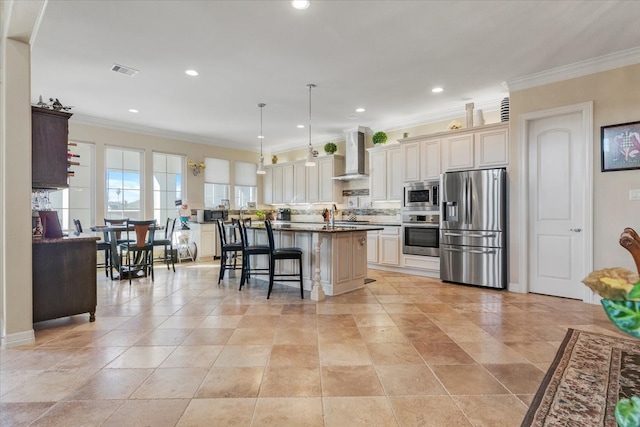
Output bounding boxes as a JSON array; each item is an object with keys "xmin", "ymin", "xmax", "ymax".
[
  {"xmin": 189, "ymin": 222, "xmax": 220, "ymax": 261},
  {"xmin": 367, "ymin": 226, "xmax": 401, "ymax": 267}
]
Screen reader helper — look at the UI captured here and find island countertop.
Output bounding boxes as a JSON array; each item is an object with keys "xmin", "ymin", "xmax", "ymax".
[{"xmin": 248, "ymin": 223, "xmax": 384, "ymax": 233}]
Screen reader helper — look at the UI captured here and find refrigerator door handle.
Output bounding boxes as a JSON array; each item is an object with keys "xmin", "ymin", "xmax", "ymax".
[
  {"xmin": 442, "ymin": 246, "xmax": 497, "ymax": 255},
  {"xmin": 443, "ymin": 232, "xmax": 497, "ymax": 238}
]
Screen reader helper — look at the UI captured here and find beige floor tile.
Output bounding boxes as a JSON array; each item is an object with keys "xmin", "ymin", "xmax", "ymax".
[
  {"xmin": 504, "ymin": 341, "xmax": 560, "ymax": 363},
  {"xmin": 457, "ymin": 341, "xmax": 530, "ymax": 364},
  {"xmin": 323, "ymin": 396, "xmax": 399, "ymax": 427},
  {"xmin": 237, "ymin": 314, "xmax": 281, "ymax": 328},
  {"xmin": 210, "ymin": 304, "xmax": 251, "ymax": 315},
  {"xmin": 389, "ymin": 396, "xmax": 472, "ymax": 426},
  {"xmin": 227, "ymin": 327, "xmax": 276, "ymax": 345},
  {"xmin": 132, "ymin": 328, "xmax": 192, "ymax": 346},
  {"xmin": 414, "ymin": 303, "xmax": 456, "ymax": 314},
  {"xmin": 157, "ymin": 315, "xmax": 206, "ymax": 329},
  {"xmin": 196, "ymin": 366, "xmax": 264, "ymax": 398},
  {"xmin": 1, "ymin": 368, "xmax": 97, "ymax": 402},
  {"xmin": 315, "ymin": 303, "xmax": 353, "ymax": 314},
  {"xmin": 317, "ymin": 326, "xmax": 363, "ymax": 344},
  {"xmin": 317, "ymin": 314, "xmax": 358, "ymax": 328},
  {"xmin": 0, "ymin": 348, "xmax": 79, "ymax": 371},
  {"xmin": 353, "ymin": 313, "xmax": 396, "ymax": 327},
  {"xmin": 358, "ymin": 326, "xmax": 409, "ymax": 343},
  {"xmin": 319, "ymin": 342, "xmax": 372, "ymax": 366},
  {"xmin": 399, "ymin": 326, "xmax": 454, "ymax": 344},
  {"xmin": 28, "ymin": 400, "xmax": 122, "ymax": 427},
  {"xmin": 131, "ymin": 367, "xmax": 208, "ymax": 398},
  {"xmin": 64, "ymin": 368, "xmax": 153, "ymax": 400},
  {"xmin": 260, "ymin": 366, "xmax": 321, "ymax": 397},
  {"xmin": 367, "ymin": 342, "xmax": 424, "ymax": 365},
  {"xmin": 252, "ymin": 397, "xmax": 323, "ymax": 426},
  {"xmin": 376, "ymin": 364, "xmax": 446, "ymax": 396},
  {"xmin": 181, "ymin": 328, "xmax": 234, "ymax": 345},
  {"xmin": 278, "ymin": 314, "xmax": 318, "ymax": 328},
  {"xmin": 281, "ymin": 304, "xmax": 317, "ymax": 315},
  {"xmin": 102, "ymin": 399, "xmax": 189, "ymax": 427},
  {"xmin": 381, "ymin": 303, "xmax": 423, "ymax": 314},
  {"xmin": 159, "ymin": 345, "xmax": 223, "ymax": 368},
  {"xmin": 0, "ymin": 402, "xmax": 55, "ymax": 427},
  {"xmin": 196, "ymin": 314, "xmax": 243, "ymax": 328},
  {"xmin": 0, "ymin": 370, "xmax": 42, "ymax": 397},
  {"xmin": 269, "ymin": 344, "xmax": 319, "ymax": 367},
  {"xmin": 321, "ymin": 365, "xmax": 383, "ymax": 397},
  {"xmin": 52, "ymin": 346, "xmax": 127, "ymax": 371},
  {"xmin": 274, "ymin": 327, "xmax": 318, "ymax": 345},
  {"xmin": 37, "ymin": 330, "xmax": 109, "ymax": 348},
  {"xmin": 213, "ymin": 344, "xmax": 271, "ymax": 367},
  {"xmin": 176, "ymin": 398, "xmax": 256, "ymax": 426},
  {"xmin": 453, "ymin": 394, "xmax": 528, "ymax": 427},
  {"xmin": 431, "ymin": 364, "xmax": 509, "ymax": 395},
  {"xmin": 87, "ymin": 329, "xmax": 150, "ymax": 347},
  {"xmin": 413, "ymin": 341, "xmax": 476, "ymax": 365},
  {"xmin": 483, "ymin": 363, "xmax": 546, "ymax": 395},
  {"xmin": 105, "ymin": 345, "xmax": 175, "ymax": 368}
]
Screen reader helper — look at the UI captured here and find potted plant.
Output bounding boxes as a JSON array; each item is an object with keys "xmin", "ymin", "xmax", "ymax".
[
  {"xmin": 372, "ymin": 131, "xmax": 387, "ymax": 145},
  {"xmin": 324, "ymin": 142, "xmax": 337, "ymax": 155}
]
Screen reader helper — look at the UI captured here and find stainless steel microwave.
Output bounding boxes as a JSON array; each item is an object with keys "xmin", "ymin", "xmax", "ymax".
[{"xmin": 403, "ymin": 181, "xmax": 439, "ymax": 209}]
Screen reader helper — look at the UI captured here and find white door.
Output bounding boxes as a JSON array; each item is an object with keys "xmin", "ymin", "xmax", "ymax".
[{"xmin": 528, "ymin": 111, "xmax": 587, "ymax": 299}]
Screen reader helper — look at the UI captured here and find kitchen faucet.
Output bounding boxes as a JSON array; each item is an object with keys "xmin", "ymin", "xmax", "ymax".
[{"xmin": 239, "ymin": 206, "xmax": 247, "ymax": 221}]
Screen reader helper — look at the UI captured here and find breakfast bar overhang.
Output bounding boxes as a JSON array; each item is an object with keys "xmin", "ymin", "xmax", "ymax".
[{"xmin": 246, "ymin": 223, "xmax": 383, "ymax": 300}]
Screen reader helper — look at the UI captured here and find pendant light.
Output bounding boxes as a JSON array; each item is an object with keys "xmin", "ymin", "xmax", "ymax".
[
  {"xmin": 305, "ymin": 83, "xmax": 316, "ymax": 167},
  {"xmin": 256, "ymin": 103, "xmax": 266, "ymax": 175}
]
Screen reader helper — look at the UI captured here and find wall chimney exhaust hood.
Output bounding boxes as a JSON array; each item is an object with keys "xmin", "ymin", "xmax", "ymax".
[{"xmin": 332, "ymin": 127, "xmax": 370, "ymax": 181}]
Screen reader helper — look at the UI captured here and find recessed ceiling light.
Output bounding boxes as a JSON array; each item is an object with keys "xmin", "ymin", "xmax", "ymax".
[
  {"xmin": 297, "ymin": 124, "xmax": 305, "ymax": 128},
  {"xmin": 185, "ymin": 70, "xmax": 199, "ymax": 76},
  {"xmin": 355, "ymin": 108, "xmax": 365, "ymax": 113},
  {"xmin": 128, "ymin": 109, "xmax": 139, "ymax": 113},
  {"xmin": 292, "ymin": 0, "xmax": 310, "ymax": 10},
  {"xmin": 258, "ymin": 135, "xmax": 264, "ymax": 139},
  {"xmin": 432, "ymin": 87, "xmax": 444, "ymax": 93}
]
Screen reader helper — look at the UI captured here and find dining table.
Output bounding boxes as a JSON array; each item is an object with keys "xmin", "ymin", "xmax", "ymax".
[{"xmin": 90, "ymin": 223, "xmax": 163, "ymax": 280}]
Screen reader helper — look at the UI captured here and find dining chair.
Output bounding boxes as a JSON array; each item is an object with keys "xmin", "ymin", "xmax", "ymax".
[
  {"xmin": 237, "ymin": 219, "xmax": 270, "ymax": 291},
  {"xmin": 104, "ymin": 217, "xmax": 129, "ymax": 243},
  {"xmin": 216, "ymin": 219, "xmax": 243, "ymax": 284},
  {"xmin": 153, "ymin": 217, "xmax": 176, "ymax": 271},
  {"xmin": 73, "ymin": 219, "xmax": 110, "ymax": 278},
  {"xmin": 118, "ymin": 219, "xmax": 156, "ymax": 285},
  {"xmin": 264, "ymin": 220, "xmax": 304, "ymax": 299}
]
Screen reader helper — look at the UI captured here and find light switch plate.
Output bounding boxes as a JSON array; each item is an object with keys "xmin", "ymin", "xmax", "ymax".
[{"xmin": 629, "ymin": 189, "xmax": 640, "ymax": 200}]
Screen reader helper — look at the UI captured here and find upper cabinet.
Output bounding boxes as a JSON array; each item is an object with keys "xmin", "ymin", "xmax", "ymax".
[
  {"xmin": 264, "ymin": 155, "xmax": 344, "ymax": 205},
  {"xmin": 401, "ymin": 138, "xmax": 441, "ymax": 182},
  {"xmin": 401, "ymin": 122, "xmax": 508, "ymax": 179},
  {"xmin": 368, "ymin": 144, "xmax": 402, "ymax": 201},
  {"xmin": 32, "ymin": 107, "xmax": 72, "ymax": 189}
]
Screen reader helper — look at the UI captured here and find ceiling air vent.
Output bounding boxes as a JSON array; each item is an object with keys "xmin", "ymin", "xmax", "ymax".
[{"xmin": 110, "ymin": 63, "xmax": 139, "ymax": 77}]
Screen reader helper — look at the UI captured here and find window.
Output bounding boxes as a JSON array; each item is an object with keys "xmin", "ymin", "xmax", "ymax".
[
  {"xmin": 153, "ymin": 152, "xmax": 184, "ymax": 224},
  {"xmin": 106, "ymin": 147, "xmax": 142, "ymax": 219},
  {"xmin": 204, "ymin": 157, "xmax": 230, "ymax": 208},
  {"xmin": 234, "ymin": 161, "xmax": 257, "ymax": 208},
  {"xmin": 47, "ymin": 142, "xmax": 95, "ymax": 230}
]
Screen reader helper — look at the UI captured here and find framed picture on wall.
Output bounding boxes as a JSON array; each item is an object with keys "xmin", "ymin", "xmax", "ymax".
[{"xmin": 601, "ymin": 121, "xmax": 640, "ymax": 172}]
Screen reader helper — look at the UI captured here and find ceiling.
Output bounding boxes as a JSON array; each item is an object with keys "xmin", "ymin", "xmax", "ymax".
[{"xmin": 30, "ymin": 0, "xmax": 640, "ymax": 154}]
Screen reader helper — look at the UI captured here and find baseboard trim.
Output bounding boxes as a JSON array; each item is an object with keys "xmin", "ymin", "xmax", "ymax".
[
  {"xmin": 508, "ymin": 281, "xmax": 526, "ymax": 293},
  {"xmin": 1, "ymin": 328, "xmax": 35, "ymax": 349}
]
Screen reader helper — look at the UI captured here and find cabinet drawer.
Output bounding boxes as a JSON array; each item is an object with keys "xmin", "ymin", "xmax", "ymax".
[{"xmin": 380, "ymin": 226, "xmax": 400, "ymax": 236}]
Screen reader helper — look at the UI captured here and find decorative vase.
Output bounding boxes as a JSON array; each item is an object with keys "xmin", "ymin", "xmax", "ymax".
[{"xmin": 272, "ymin": 155, "xmax": 278, "ymax": 164}]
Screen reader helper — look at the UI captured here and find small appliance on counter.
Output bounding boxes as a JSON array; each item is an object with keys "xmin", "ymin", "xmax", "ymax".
[
  {"xmin": 191, "ymin": 209, "xmax": 228, "ymax": 223},
  {"xmin": 277, "ymin": 208, "xmax": 291, "ymax": 221}
]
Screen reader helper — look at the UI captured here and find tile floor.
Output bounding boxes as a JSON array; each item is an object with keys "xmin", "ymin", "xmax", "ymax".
[{"xmin": 0, "ymin": 262, "xmax": 622, "ymax": 426}]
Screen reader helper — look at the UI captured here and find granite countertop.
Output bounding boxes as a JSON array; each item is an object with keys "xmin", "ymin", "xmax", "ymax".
[
  {"xmin": 273, "ymin": 220, "xmax": 401, "ymax": 227},
  {"xmin": 32, "ymin": 234, "xmax": 100, "ymax": 244},
  {"xmin": 249, "ymin": 223, "xmax": 384, "ymax": 233}
]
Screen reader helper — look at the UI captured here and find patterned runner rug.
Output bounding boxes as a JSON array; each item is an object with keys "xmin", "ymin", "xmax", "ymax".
[{"xmin": 522, "ymin": 328, "xmax": 640, "ymax": 427}]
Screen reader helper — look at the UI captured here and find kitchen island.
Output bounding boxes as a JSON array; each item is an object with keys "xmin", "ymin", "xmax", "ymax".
[{"xmin": 246, "ymin": 223, "xmax": 383, "ymax": 300}]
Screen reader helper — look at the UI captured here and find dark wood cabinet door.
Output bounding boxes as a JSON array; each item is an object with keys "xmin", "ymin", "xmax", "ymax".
[{"xmin": 32, "ymin": 107, "xmax": 72, "ymax": 189}]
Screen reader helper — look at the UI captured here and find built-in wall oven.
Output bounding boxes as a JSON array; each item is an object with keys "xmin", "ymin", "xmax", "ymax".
[
  {"xmin": 403, "ymin": 181, "xmax": 439, "ymax": 210},
  {"xmin": 402, "ymin": 211, "xmax": 440, "ymax": 256}
]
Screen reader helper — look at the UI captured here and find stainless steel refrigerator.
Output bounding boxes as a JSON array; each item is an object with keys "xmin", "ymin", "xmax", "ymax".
[{"xmin": 440, "ymin": 168, "xmax": 506, "ymax": 289}]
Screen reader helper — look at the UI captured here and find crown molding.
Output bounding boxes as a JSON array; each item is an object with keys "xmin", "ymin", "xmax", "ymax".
[{"xmin": 505, "ymin": 46, "xmax": 640, "ymax": 92}]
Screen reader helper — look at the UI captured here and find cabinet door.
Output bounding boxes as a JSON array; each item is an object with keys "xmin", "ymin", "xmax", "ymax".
[
  {"xmin": 475, "ymin": 126, "xmax": 509, "ymax": 168},
  {"xmin": 379, "ymin": 227, "xmax": 400, "ymax": 266},
  {"xmin": 401, "ymin": 141, "xmax": 421, "ymax": 182},
  {"xmin": 306, "ymin": 162, "xmax": 319, "ymax": 203},
  {"xmin": 387, "ymin": 147, "xmax": 402, "ymax": 201},
  {"xmin": 32, "ymin": 107, "xmax": 72, "ymax": 189},
  {"xmin": 282, "ymin": 163, "xmax": 294, "ymax": 204},
  {"xmin": 263, "ymin": 167, "xmax": 273, "ymax": 205},
  {"xmin": 351, "ymin": 232, "xmax": 367, "ymax": 280},
  {"xmin": 272, "ymin": 165, "xmax": 284, "ymax": 204},
  {"xmin": 369, "ymin": 150, "xmax": 387, "ymax": 201},
  {"xmin": 443, "ymin": 133, "xmax": 474, "ymax": 171},
  {"xmin": 293, "ymin": 161, "xmax": 306, "ymax": 203},
  {"xmin": 422, "ymin": 139, "xmax": 441, "ymax": 180},
  {"xmin": 201, "ymin": 229, "xmax": 216, "ymax": 258},
  {"xmin": 367, "ymin": 231, "xmax": 379, "ymax": 263},
  {"xmin": 318, "ymin": 157, "xmax": 335, "ymax": 202}
]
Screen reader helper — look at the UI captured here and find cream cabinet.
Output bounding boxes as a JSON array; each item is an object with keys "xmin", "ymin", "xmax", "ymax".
[
  {"xmin": 263, "ymin": 166, "xmax": 273, "ymax": 205},
  {"xmin": 366, "ymin": 226, "xmax": 401, "ymax": 267},
  {"xmin": 189, "ymin": 222, "xmax": 220, "ymax": 261},
  {"xmin": 293, "ymin": 160, "xmax": 306, "ymax": 204},
  {"xmin": 401, "ymin": 138, "xmax": 441, "ymax": 182},
  {"xmin": 317, "ymin": 155, "xmax": 344, "ymax": 203},
  {"xmin": 306, "ymin": 162, "xmax": 319, "ymax": 203},
  {"xmin": 282, "ymin": 163, "xmax": 294, "ymax": 204},
  {"xmin": 442, "ymin": 123, "xmax": 509, "ymax": 171},
  {"xmin": 368, "ymin": 144, "xmax": 402, "ymax": 202}
]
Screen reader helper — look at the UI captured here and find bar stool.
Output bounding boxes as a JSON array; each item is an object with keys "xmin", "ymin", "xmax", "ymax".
[
  {"xmin": 216, "ymin": 219, "xmax": 243, "ymax": 284},
  {"xmin": 264, "ymin": 220, "xmax": 304, "ymax": 299},
  {"xmin": 237, "ymin": 219, "xmax": 270, "ymax": 291},
  {"xmin": 73, "ymin": 219, "xmax": 110, "ymax": 277}
]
